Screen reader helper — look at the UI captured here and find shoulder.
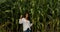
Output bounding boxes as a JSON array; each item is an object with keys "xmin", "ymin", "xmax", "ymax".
[
  {"xmin": 19, "ymin": 18, "xmax": 25, "ymax": 21},
  {"xmin": 22, "ymin": 18, "xmax": 25, "ymax": 20}
]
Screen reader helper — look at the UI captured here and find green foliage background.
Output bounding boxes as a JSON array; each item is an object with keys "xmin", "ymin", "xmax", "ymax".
[{"xmin": 0, "ymin": 0, "xmax": 60, "ymax": 32}]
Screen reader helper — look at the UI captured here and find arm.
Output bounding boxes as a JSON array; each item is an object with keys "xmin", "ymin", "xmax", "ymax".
[
  {"xmin": 29, "ymin": 19, "xmax": 34, "ymax": 27},
  {"xmin": 29, "ymin": 22, "xmax": 33, "ymax": 30},
  {"xmin": 30, "ymin": 23, "xmax": 33, "ymax": 27},
  {"xmin": 19, "ymin": 15, "xmax": 23, "ymax": 24},
  {"xmin": 19, "ymin": 19, "xmax": 23, "ymax": 24},
  {"xmin": 29, "ymin": 21, "xmax": 33, "ymax": 27}
]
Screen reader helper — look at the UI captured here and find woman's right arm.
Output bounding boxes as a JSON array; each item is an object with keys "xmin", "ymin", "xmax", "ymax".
[
  {"xmin": 19, "ymin": 19, "xmax": 23, "ymax": 24},
  {"xmin": 19, "ymin": 15, "xmax": 23, "ymax": 24}
]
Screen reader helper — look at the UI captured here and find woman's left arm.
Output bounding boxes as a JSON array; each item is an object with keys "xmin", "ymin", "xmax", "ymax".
[{"xmin": 30, "ymin": 23, "xmax": 33, "ymax": 27}]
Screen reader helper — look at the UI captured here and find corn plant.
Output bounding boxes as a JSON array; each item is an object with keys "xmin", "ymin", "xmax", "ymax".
[{"xmin": 0, "ymin": 0, "xmax": 60, "ymax": 32}]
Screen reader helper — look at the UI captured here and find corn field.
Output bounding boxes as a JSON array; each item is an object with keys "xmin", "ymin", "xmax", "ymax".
[{"xmin": 0, "ymin": 0, "xmax": 60, "ymax": 32}]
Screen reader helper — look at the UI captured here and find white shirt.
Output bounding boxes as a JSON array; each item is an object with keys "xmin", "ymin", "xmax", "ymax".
[{"xmin": 19, "ymin": 18, "xmax": 33, "ymax": 31}]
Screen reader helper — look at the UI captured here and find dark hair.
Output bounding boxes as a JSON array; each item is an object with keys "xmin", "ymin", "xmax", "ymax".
[{"xmin": 23, "ymin": 11, "xmax": 30, "ymax": 20}]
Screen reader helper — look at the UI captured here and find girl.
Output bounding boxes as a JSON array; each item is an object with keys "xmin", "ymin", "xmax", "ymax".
[{"xmin": 19, "ymin": 12, "xmax": 33, "ymax": 32}]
